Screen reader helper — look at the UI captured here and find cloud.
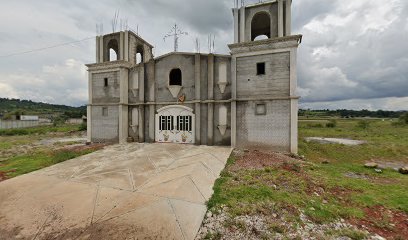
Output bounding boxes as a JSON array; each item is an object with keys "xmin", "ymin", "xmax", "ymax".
[
  {"xmin": 0, "ymin": 0, "xmax": 407, "ymax": 110},
  {"xmin": 0, "ymin": 59, "xmax": 87, "ymax": 106}
]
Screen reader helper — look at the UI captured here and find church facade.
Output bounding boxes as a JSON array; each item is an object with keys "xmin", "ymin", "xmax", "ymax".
[{"xmin": 86, "ymin": 0, "xmax": 302, "ymax": 153}]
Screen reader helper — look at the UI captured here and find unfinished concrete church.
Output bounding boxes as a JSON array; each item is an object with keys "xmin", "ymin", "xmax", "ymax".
[{"xmin": 86, "ymin": 0, "xmax": 302, "ymax": 153}]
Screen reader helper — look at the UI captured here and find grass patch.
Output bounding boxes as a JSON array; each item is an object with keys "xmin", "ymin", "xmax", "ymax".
[
  {"xmin": 326, "ymin": 228, "xmax": 367, "ymax": 240},
  {"xmin": 205, "ymin": 118, "xmax": 408, "ymax": 237},
  {"xmin": 0, "ymin": 124, "xmax": 82, "ymax": 136},
  {"xmin": 0, "ymin": 148, "xmax": 96, "ymax": 178}
]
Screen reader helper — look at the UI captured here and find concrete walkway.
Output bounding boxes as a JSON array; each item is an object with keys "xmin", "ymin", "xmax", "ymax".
[{"xmin": 0, "ymin": 143, "xmax": 232, "ymax": 240}]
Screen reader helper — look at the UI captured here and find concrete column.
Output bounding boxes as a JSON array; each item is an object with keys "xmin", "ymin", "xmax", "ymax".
[
  {"xmin": 278, "ymin": 0, "xmax": 284, "ymax": 37},
  {"xmin": 290, "ymin": 99, "xmax": 298, "ymax": 154},
  {"xmin": 119, "ymin": 68, "xmax": 129, "ymax": 144},
  {"xmin": 99, "ymin": 37, "xmax": 104, "ymax": 63},
  {"xmin": 139, "ymin": 66, "xmax": 145, "ymax": 142},
  {"xmin": 289, "ymin": 49, "xmax": 297, "ymax": 96},
  {"xmin": 289, "ymin": 48, "xmax": 298, "ymax": 153},
  {"xmin": 87, "ymin": 105, "xmax": 92, "ymax": 143},
  {"xmin": 195, "ymin": 54, "xmax": 201, "ymax": 145},
  {"xmin": 231, "ymin": 57, "xmax": 237, "ymax": 147},
  {"xmin": 207, "ymin": 54, "xmax": 214, "ymax": 145},
  {"xmin": 148, "ymin": 61, "xmax": 156, "ymax": 143},
  {"xmin": 87, "ymin": 72, "xmax": 93, "ymax": 143},
  {"xmin": 285, "ymin": 0, "xmax": 292, "ymax": 36},
  {"xmin": 96, "ymin": 37, "xmax": 100, "ymax": 63},
  {"xmin": 119, "ymin": 31, "xmax": 124, "ymax": 60},
  {"xmin": 239, "ymin": 7, "xmax": 246, "ymax": 43},
  {"xmin": 124, "ymin": 31, "xmax": 129, "ymax": 61},
  {"xmin": 233, "ymin": 8, "xmax": 239, "ymax": 43}
]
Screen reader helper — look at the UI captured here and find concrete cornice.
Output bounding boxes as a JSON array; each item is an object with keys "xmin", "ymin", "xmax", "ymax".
[
  {"xmin": 100, "ymin": 30, "xmax": 154, "ymax": 48},
  {"xmin": 228, "ymin": 35, "xmax": 302, "ymax": 54},
  {"xmin": 154, "ymin": 52, "xmax": 231, "ymax": 61},
  {"xmin": 229, "ymin": 35, "xmax": 302, "ymax": 49},
  {"xmin": 86, "ymin": 60, "xmax": 133, "ymax": 71}
]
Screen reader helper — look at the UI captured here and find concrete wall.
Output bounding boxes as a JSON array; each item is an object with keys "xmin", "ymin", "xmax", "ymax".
[
  {"xmin": 245, "ymin": 3, "xmax": 278, "ymax": 41},
  {"xmin": 155, "ymin": 54, "xmax": 196, "ymax": 102},
  {"xmin": 236, "ymin": 52, "xmax": 290, "ymax": 98},
  {"xmin": 92, "ymin": 72, "xmax": 120, "ymax": 103},
  {"xmin": 91, "ymin": 106, "xmax": 119, "ymax": 143},
  {"xmin": 236, "ymin": 100, "xmax": 290, "ymax": 151},
  {"xmin": 103, "ymin": 33, "xmax": 121, "ymax": 62},
  {"xmin": 0, "ymin": 120, "xmax": 42, "ymax": 129}
]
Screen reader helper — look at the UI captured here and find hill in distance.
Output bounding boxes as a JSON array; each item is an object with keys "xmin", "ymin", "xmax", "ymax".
[{"xmin": 0, "ymin": 98, "xmax": 86, "ymax": 118}]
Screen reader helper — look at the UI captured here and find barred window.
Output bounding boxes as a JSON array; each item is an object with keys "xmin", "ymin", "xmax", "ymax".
[
  {"xmin": 176, "ymin": 116, "xmax": 192, "ymax": 131},
  {"xmin": 159, "ymin": 116, "xmax": 174, "ymax": 131}
]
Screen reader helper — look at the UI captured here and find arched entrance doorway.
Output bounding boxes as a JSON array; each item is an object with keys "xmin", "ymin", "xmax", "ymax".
[{"xmin": 155, "ymin": 105, "xmax": 195, "ymax": 144}]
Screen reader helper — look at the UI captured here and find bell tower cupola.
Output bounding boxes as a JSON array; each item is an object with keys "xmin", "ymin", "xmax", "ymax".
[{"xmin": 232, "ymin": 0, "xmax": 292, "ymax": 43}]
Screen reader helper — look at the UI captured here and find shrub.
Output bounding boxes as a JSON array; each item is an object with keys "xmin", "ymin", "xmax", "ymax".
[
  {"xmin": 357, "ymin": 120, "xmax": 370, "ymax": 129},
  {"xmin": 326, "ymin": 120, "xmax": 337, "ymax": 128},
  {"xmin": 78, "ymin": 123, "xmax": 87, "ymax": 131},
  {"xmin": 399, "ymin": 113, "xmax": 408, "ymax": 125},
  {"xmin": 307, "ymin": 123, "xmax": 323, "ymax": 128}
]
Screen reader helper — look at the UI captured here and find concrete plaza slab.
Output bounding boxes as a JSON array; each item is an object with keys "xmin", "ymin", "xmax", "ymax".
[{"xmin": 0, "ymin": 143, "xmax": 232, "ymax": 240}]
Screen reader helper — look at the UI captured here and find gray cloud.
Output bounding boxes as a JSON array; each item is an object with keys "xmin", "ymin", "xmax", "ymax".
[{"xmin": 0, "ymin": 0, "xmax": 407, "ymax": 110}]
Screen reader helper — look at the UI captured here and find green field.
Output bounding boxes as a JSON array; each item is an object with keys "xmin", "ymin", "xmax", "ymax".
[
  {"xmin": 204, "ymin": 118, "xmax": 408, "ymax": 239},
  {"xmin": 0, "ymin": 124, "xmax": 102, "ymax": 180}
]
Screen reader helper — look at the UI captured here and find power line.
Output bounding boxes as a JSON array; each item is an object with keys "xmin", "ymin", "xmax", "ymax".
[{"xmin": 0, "ymin": 36, "xmax": 95, "ymax": 58}]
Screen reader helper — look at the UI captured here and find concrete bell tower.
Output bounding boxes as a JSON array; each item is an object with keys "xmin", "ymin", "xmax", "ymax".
[
  {"xmin": 86, "ymin": 31, "xmax": 154, "ymax": 144},
  {"xmin": 229, "ymin": 0, "xmax": 302, "ymax": 153}
]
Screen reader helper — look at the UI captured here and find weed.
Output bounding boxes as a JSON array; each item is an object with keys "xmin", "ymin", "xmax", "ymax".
[
  {"xmin": 326, "ymin": 228, "xmax": 367, "ymax": 240},
  {"xmin": 326, "ymin": 119, "xmax": 337, "ymax": 128},
  {"xmin": 356, "ymin": 120, "xmax": 370, "ymax": 129}
]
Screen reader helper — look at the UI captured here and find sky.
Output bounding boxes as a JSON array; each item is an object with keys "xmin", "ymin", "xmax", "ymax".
[{"xmin": 0, "ymin": 0, "xmax": 407, "ymax": 111}]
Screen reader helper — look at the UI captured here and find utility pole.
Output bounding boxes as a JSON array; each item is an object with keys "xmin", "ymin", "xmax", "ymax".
[{"xmin": 163, "ymin": 23, "xmax": 188, "ymax": 52}]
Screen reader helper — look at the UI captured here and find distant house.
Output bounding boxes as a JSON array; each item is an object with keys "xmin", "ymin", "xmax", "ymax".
[
  {"xmin": 19, "ymin": 115, "xmax": 39, "ymax": 121},
  {"xmin": 0, "ymin": 115, "xmax": 40, "ymax": 129},
  {"xmin": 65, "ymin": 116, "xmax": 87, "ymax": 124}
]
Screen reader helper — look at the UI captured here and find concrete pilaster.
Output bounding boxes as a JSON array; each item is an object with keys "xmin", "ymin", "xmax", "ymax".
[
  {"xmin": 290, "ymin": 99, "xmax": 298, "ymax": 154},
  {"xmin": 285, "ymin": 0, "xmax": 292, "ymax": 36},
  {"xmin": 119, "ymin": 32, "xmax": 124, "ymax": 60},
  {"xmin": 207, "ymin": 54, "xmax": 214, "ymax": 145},
  {"xmin": 124, "ymin": 31, "xmax": 129, "ymax": 61},
  {"xmin": 139, "ymin": 66, "xmax": 145, "ymax": 142},
  {"xmin": 278, "ymin": 0, "xmax": 284, "ymax": 37},
  {"xmin": 289, "ymin": 49, "xmax": 297, "ymax": 96},
  {"xmin": 289, "ymin": 48, "xmax": 298, "ymax": 153},
  {"xmin": 99, "ymin": 37, "xmax": 104, "ymax": 63},
  {"xmin": 233, "ymin": 8, "xmax": 239, "ymax": 43},
  {"xmin": 119, "ymin": 68, "xmax": 129, "ymax": 144},
  {"xmin": 87, "ymin": 72, "xmax": 93, "ymax": 143},
  {"xmin": 231, "ymin": 57, "xmax": 237, "ymax": 147},
  {"xmin": 239, "ymin": 7, "xmax": 246, "ymax": 43},
  {"xmin": 195, "ymin": 54, "xmax": 201, "ymax": 145},
  {"xmin": 96, "ymin": 37, "xmax": 100, "ymax": 63},
  {"xmin": 148, "ymin": 62, "xmax": 156, "ymax": 143},
  {"xmin": 87, "ymin": 105, "xmax": 92, "ymax": 143}
]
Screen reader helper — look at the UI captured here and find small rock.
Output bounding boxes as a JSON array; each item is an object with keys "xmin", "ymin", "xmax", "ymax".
[
  {"xmin": 399, "ymin": 166, "xmax": 408, "ymax": 174},
  {"xmin": 322, "ymin": 160, "xmax": 330, "ymax": 164},
  {"xmin": 375, "ymin": 169, "xmax": 383, "ymax": 173},
  {"xmin": 272, "ymin": 213, "xmax": 277, "ymax": 218},
  {"xmin": 322, "ymin": 199, "xmax": 328, "ymax": 204},
  {"xmin": 364, "ymin": 162, "xmax": 378, "ymax": 168},
  {"xmin": 206, "ymin": 211, "xmax": 212, "ymax": 218},
  {"xmin": 371, "ymin": 235, "xmax": 386, "ymax": 240}
]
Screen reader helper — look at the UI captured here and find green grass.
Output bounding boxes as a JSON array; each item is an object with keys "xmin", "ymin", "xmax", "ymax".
[
  {"xmin": 0, "ymin": 124, "xmax": 83, "ymax": 136},
  {"xmin": 207, "ymin": 118, "xmax": 408, "ymax": 227},
  {"xmin": 0, "ymin": 149, "xmax": 95, "ymax": 178},
  {"xmin": 299, "ymin": 119, "xmax": 408, "ymax": 162}
]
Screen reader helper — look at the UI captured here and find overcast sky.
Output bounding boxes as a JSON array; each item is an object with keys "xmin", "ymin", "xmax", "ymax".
[{"xmin": 0, "ymin": 0, "xmax": 407, "ymax": 110}]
